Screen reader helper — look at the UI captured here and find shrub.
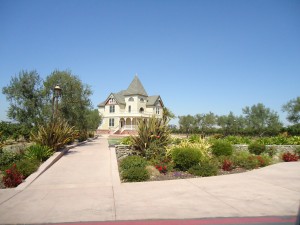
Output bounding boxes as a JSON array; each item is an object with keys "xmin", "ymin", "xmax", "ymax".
[
  {"xmin": 188, "ymin": 160, "xmax": 218, "ymax": 177},
  {"xmin": 248, "ymin": 142, "xmax": 266, "ymax": 155},
  {"xmin": 120, "ymin": 136, "xmax": 133, "ymax": 145},
  {"xmin": 119, "ymin": 155, "xmax": 147, "ymax": 171},
  {"xmin": 15, "ymin": 158, "xmax": 40, "ymax": 178},
  {"xmin": 211, "ymin": 140, "xmax": 233, "ymax": 157},
  {"xmin": 0, "ymin": 150, "xmax": 22, "ymax": 171},
  {"xmin": 222, "ymin": 159, "xmax": 234, "ymax": 171},
  {"xmin": 25, "ymin": 144, "xmax": 53, "ymax": 162},
  {"xmin": 166, "ymin": 138, "xmax": 211, "ymax": 159},
  {"xmin": 282, "ymin": 152, "xmax": 299, "ymax": 162},
  {"xmin": 77, "ymin": 131, "xmax": 88, "ymax": 142},
  {"xmin": 88, "ymin": 131, "xmax": 94, "ymax": 138},
  {"xmin": 2, "ymin": 164, "xmax": 23, "ymax": 188},
  {"xmin": 171, "ymin": 147, "xmax": 202, "ymax": 171},
  {"xmin": 31, "ymin": 118, "xmax": 76, "ymax": 151},
  {"xmin": 255, "ymin": 154, "xmax": 272, "ymax": 167},
  {"xmin": 232, "ymin": 151, "xmax": 260, "ymax": 170},
  {"xmin": 131, "ymin": 116, "xmax": 171, "ymax": 159},
  {"xmin": 121, "ymin": 167, "xmax": 150, "ymax": 182}
]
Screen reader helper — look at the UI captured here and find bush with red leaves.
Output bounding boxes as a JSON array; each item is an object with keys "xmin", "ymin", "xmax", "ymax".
[
  {"xmin": 282, "ymin": 152, "xmax": 299, "ymax": 162},
  {"xmin": 2, "ymin": 164, "xmax": 23, "ymax": 188}
]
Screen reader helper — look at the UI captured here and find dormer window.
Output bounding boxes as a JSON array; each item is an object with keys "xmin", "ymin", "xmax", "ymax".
[
  {"xmin": 140, "ymin": 98, "xmax": 144, "ymax": 102},
  {"xmin": 129, "ymin": 97, "xmax": 134, "ymax": 101}
]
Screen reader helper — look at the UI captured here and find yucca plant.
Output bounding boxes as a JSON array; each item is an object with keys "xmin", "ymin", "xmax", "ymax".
[
  {"xmin": 131, "ymin": 116, "xmax": 171, "ymax": 159},
  {"xmin": 31, "ymin": 118, "xmax": 76, "ymax": 151},
  {"xmin": 24, "ymin": 144, "xmax": 53, "ymax": 162}
]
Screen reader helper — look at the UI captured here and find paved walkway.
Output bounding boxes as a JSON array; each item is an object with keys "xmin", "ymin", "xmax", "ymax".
[{"xmin": 0, "ymin": 138, "xmax": 299, "ymax": 224}]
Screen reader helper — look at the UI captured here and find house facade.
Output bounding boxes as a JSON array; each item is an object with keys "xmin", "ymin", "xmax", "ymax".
[{"xmin": 97, "ymin": 75, "xmax": 164, "ymax": 134}]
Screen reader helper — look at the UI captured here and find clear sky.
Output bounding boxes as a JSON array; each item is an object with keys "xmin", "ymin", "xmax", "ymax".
[{"xmin": 0, "ymin": 0, "xmax": 299, "ymax": 125}]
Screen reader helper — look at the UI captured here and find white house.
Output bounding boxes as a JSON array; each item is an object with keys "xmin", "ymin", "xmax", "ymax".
[{"xmin": 97, "ymin": 75, "xmax": 164, "ymax": 134}]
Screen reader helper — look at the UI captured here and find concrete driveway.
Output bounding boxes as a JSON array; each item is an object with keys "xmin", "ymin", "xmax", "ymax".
[{"xmin": 0, "ymin": 137, "xmax": 299, "ymax": 224}]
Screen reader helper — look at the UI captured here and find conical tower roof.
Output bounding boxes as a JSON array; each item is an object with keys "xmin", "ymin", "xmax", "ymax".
[{"xmin": 125, "ymin": 75, "xmax": 148, "ymax": 96}]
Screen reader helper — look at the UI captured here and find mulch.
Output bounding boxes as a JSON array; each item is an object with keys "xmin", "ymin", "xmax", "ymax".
[{"xmin": 148, "ymin": 167, "xmax": 249, "ymax": 182}]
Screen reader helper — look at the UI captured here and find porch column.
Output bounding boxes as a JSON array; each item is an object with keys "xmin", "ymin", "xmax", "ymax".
[{"xmin": 130, "ymin": 117, "xmax": 133, "ymax": 130}]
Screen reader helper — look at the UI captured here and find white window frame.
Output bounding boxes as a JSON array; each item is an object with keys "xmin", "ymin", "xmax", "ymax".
[
  {"xmin": 156, "ymin": 107, "xmax": 160, "ymax": 114},
  {"xmin": 110, "ymin": 105, "xmax": 115, "ymax": 113},
  {"xmin": 109, "ymin": 118, "xmax": 114, "ymax": 127}
]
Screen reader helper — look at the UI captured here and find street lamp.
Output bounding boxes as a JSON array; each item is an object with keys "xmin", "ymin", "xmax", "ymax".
[{"xmin": 52, "ymin": 85, "xmax": 62, "ymax": 119}]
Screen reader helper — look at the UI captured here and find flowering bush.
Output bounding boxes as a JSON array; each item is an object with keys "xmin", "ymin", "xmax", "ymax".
[
  {"xmin": 282, "ymin": 152, "xmax": 299, "ymax": 162},
  {"xmin": 155, "ymin": 165, "xmax": 168, "ymax": 174},
  {"xmin": 222, "ymin": 159, "xmax": 233, "ymax": 171},
  {"xmin": 2, "ymin": 164, "xmax": 23, "ymax": 188}
]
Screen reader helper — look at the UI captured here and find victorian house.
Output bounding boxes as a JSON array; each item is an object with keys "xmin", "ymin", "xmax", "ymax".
[{"xmin": 97, "ymin": 75, "xmax": 164, "ymax": 134}]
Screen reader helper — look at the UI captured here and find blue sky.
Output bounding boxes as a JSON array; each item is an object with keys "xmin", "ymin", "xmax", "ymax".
[{"xmin": 0, "ymin": 0, "xmax": 299, "ymax": 125}]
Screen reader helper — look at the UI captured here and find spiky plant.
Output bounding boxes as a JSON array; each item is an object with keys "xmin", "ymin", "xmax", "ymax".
[
  {"xmin": 31, "ymin": 118, "xmax": 76, "ymax": 151},
  {"xmin": 131, "ymin": 116, "xmax": 171, "ymax": 159}
]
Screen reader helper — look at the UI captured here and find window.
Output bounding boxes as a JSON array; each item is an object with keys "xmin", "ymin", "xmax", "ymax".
[
  {"xmin": 109, "ymin": 105, "xmax": 115, "ymax": 113},
  {"xmin": 140, "ymin": 98, "xmax": 144, "ymax": 102},
  {"xmin": 156, "ymin": 107, "xmax": 160, "ymax": 114},
  {"xmin": 128, "ymin": 105, "xmax": 131, "ymax": 113},
  {"xmin": 139, "ymin": 107, "xmax": 144, "ymax": 113},
  {"xmin": 129, "ymin": 97, "xmax": 134, "ymax": 101},
  {"xmin": 109, "ymin": 118, "xmax": 114, "ymax": 127}
]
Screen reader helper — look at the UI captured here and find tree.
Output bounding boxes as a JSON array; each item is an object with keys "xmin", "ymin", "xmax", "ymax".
[
  {"xmin": 2, "ymin": 70, "xmax": 45, "ymax": 137},
  {"xmin": 195, "ymin": 112, "xmax": 216, "ymax": 134},
  {"xmin": 242, "ymin": 103, "xmax": 282, "ymax": 136},
  {"xmin": 86, "ymin": 109, "xmax": 102, "ymax": 130},
  {"xmin": 217, "ymin": 112, "xmax": 245, "ymax": 135},
  {"xmin": 43, "ymin": 70, "xmax": 93, "ymax": 131},
  {"xmin": 282, "ymin": 97, "xmax": 300, "ymax": 124},
  {"xmin": 178, "ymin": 115, "xmax": 196, "ymax": 135},
  {"xmin": 162, "ymin": 107, "xmax": 176, "ymax": 123}
]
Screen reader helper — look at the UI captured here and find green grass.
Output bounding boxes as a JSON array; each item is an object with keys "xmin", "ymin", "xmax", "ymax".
[{"xmin": 108, "ymin": 138, "xmax": 122, "ymax": 146}]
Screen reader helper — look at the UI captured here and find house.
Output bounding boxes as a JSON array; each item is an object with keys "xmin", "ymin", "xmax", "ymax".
[{"xmin": 97, "ymin": 75, "xmax": 164, "ymax": 134}]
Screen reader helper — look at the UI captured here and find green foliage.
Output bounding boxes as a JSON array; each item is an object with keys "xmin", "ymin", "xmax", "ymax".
[
  {"xmin": 24, "ymin": 144, "xmax": 53, "ymax": 162},
  {"xmin": 282, "ymin": 96, "xmax": 300, "ymax": 124},
  {"xmin": 119, "ymin": 156, "xmax": 149, "ymax": 182},
  {"xmin": 131, "ymin": 116, "xmax": 171, "ymax": 159},
  {"xmin": 0, "ymin": 150, "xmax": 22, "ymax": 171},
  {"xmin": 43, "ymin": 70, "xmax": 93, "ymax": 131},
  {"xmin": 188, "ymin": 159, "xmax": 218, "ymax": 177},
  {"xmin": 121, "ymin": 167, "xmax": 150, "ymax": 182},
  {"xmin": 86, "ymin": 109, "xmax": 102, "ymax": 130},
  {"xmin": 31, "ymin": 118, "xmax": 76, "ymax": 151},
  {"xmin": 77, "ymin": 131, "xmax": 88, "ymax": 142},
  {"xmin": 211, "ymin": 140, "xmax": 233, "ymax": 157},
  {"xmin": 2, "ymin": 70, "xmax": 45, "ymax": 132},
  {"xmin": 171, "ymin": 147, "xmax": 202, "ymax": 171},
  {"xmin": 248, "ymin": 142, "xmax": 266, "ymax": 155},
  {"xmin": 222, "ymin": 136, "xmax": 252, "ymax": 145},
  {"xmin": 120, "ymin": 136, "xmax": 133, "ymax": 145},
  {"xmin": 178, "ymin": 115, "xmax": 197, "ymax": 134},
  {"xmin": 266, "ymin": 146, "xmax": 277, "ymax": 157},
  {"xmin": 232, "ymin": 151, "xmax": 272, "ymax": 170},
  {"xmin": 15, "ymin": 158, "xmax": 40, "ymax": 178},
  {"xmin": 217, "ymin": 112, "xmax": 245, "ymax": 136},
  {"xmin": 242, "ymin": 103, "xmax": 282, "ymax": 136},
  {"xmin": 119, "ymin": 155, "xmax": 148, "ymax": 171}
]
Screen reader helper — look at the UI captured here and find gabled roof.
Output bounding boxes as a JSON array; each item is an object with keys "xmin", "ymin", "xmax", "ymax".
[
  {"xmin": 98, "ymin": 75, "xmax": 163, "ymax": 108},
  {"xmin": 147, "ymin": 95, "xmax": 164, "ymax": 107},
  {"xmin": 124, "ymin": 75, "xmax": 148, "ymax": 96},
  {"xmin": 97, "ymin": 92, "xmax": 126, "ymax": 107}
]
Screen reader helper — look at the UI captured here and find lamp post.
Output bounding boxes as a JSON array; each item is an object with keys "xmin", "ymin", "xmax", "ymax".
[{"xmin": 52, "ymin": 85, "xmax": 62, "ymax": 120}]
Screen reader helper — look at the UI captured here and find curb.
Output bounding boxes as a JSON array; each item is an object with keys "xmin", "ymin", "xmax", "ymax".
[{"xmin": 16, "ymin": 136, "xmax": 98, "ymax": 190}]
